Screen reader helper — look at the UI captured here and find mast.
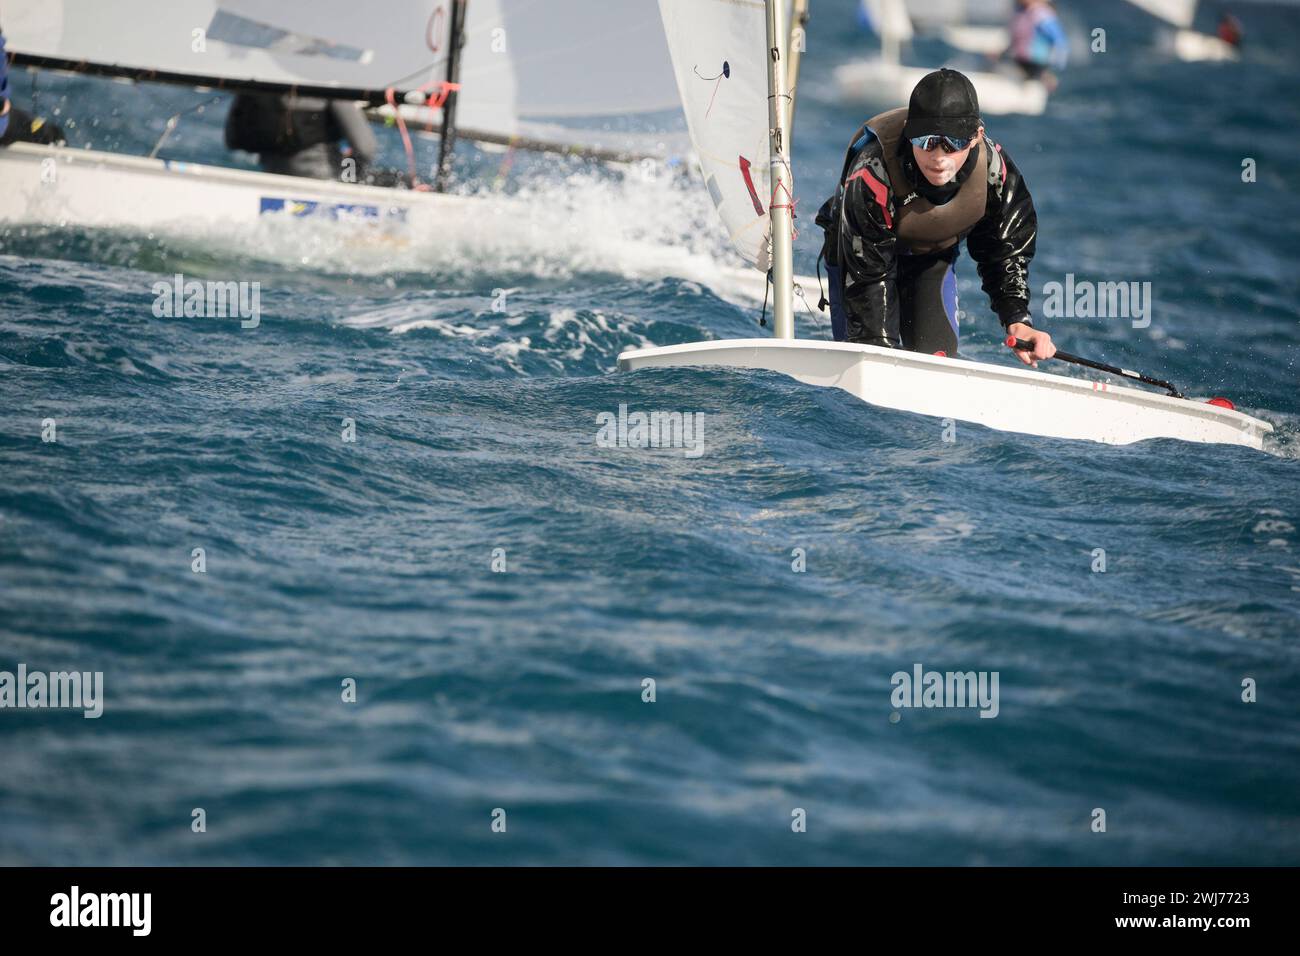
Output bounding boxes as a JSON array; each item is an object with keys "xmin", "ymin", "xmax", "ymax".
[
  {"xmin": 765, "ymin": 0, "xmax": 795, "ymax": 340},
  {"xmin": 435, "ymin": 0, "xmax": 469, "ymax": 193},
  {"xmin": 878, "ymin": 0, "xmax": 910, "ymax": 66},
  {"xmin": 882, "ymin": 31, "xmax": 900, "ymax": 67}
]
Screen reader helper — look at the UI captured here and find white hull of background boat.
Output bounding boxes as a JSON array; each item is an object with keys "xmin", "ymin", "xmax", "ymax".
[
  {"xmin": 0, "ymin": 141, "xmax": 820, "ymax": 308},
  {"xmin": 1171, "ymin": 29, "xmax": 1238, "ymax": 62},
  {"xmin": 833, "ymin": 58, "xmax": 1048, "ymax": 115},
  {"xmin": 0, "ymin": 141, "xmax": 475, "ymax": 233}
]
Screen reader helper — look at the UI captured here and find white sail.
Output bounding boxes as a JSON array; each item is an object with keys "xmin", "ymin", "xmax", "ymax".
[
  {"xmin": 860, "ymin": 0, "xmax": 915, "ymax": 44},
  {"xmin": 446, "ymin": 0, "xmax": 682, "ymax": 142},
  {"xmin": 3, "ymin": 0, "xmax": 684, "ymax": 150},
  {"xmin": 1125, "ymin": 0, "xmax": 1197, "ymax": 29},
  {"xmin": 461, "ymin": 1, "xmax": 680, "ymax": 121},
  {"xmin": 901, "ymin": 0, "xmax": 966, "ymax": 28},
  {"xmin": 1, "ymin": 0, "xmax": 453, "ymax": 95},
  {"xmin": 658, "ymin": 0, "xmax": 774, "ymax": 268},
  {"xmin": 900, "ymin": 0, "xmax": 1014, "ymax": 29}
]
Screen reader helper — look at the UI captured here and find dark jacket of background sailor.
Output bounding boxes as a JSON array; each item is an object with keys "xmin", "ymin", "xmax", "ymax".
[{"xmin": 224, "ymin": 93, "xmax": 378, "ymax": 182}]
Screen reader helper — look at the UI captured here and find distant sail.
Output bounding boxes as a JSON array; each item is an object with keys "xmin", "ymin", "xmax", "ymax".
[
  {"xmin": 1124, "ymin": 0, "xmax": 1198, "ymax": 29},
  {"xmin": 901, "ymin": 0, "xmax": 1012, "ymax": 56},
  {"xmin": 858, "ymin": 0, "xmax": 915, "ymax": 44},
  {"xmin": 658, "ymin": 0, "xmax": 774, "ymax": 268},
  {"xmin": 901, "ymin": 0, "xmax": 983, "ymax": 30}
]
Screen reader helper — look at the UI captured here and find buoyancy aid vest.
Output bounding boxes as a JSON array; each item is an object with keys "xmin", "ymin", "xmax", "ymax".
[{"xmin": 853, "ymin": 107, "xmax": 998, "ymax": 254}]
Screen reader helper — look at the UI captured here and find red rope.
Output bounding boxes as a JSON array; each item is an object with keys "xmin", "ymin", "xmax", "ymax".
[
  {"xmin": 769, "ymin": 179, "xmax": 798, "ymax": 240},
  {"xmin": 384, "ymin": 80, "xmax": 461, "ymax": 190}
]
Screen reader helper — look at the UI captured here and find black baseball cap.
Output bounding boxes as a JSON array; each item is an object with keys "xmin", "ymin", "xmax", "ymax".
[{"xmin": 902, "ymin": 69, "xmax": 981, "ymax": 140}]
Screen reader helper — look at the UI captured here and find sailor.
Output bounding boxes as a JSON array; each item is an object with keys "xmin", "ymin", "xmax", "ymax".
[
  {"xmin": 1001, "ymin": 0, "xmax": 1068, "ymax": 92},
  {"xmin": 223, "ymin": 92, "xmax": 378, "ymax": 182},
  {"xmin": 0, "ymin": 29, "xmax": 67, "ymax": 147},
  {"xmin": 815, "ymin": 68, "xmax": 1055, "ymax": 366},
  {"xmin": 1217, "ymin": 14, "xmax": 1243, "ymax": 48}
]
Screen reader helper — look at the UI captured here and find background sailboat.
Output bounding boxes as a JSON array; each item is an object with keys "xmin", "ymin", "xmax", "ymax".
[
  {"xmin": 0, "ymin": 0, "xmax": 687, "ymax": 201},
  {"xmin": 0, "ymin": 0, "xmax": 812, "ymax": 306},
  {"xmin": 1124, "ymin": 0, "xmax": 1240, "ymax": 62},
  {"xmin": 833, "ymin": 0, "xmax": 1049, "ymax": 115},
  {"xmin": 2, "ymin": 0, "xmax": 688, "ymax": 161}
]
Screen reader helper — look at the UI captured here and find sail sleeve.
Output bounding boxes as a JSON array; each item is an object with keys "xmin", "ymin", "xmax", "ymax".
[{"xmin": 658, "ymin": 0, "xmax": 774, "ymax": 268}]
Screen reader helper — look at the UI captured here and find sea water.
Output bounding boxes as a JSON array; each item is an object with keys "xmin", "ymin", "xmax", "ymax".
[{"xmin": 1, "ymin": 0, "xmax": 1298, "ymax": 864}]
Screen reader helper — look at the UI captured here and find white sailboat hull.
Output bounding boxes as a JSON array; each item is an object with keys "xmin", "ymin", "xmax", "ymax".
[
  {"xmin": 0, "ymin": 141, "xmax": 477, "ymax": 233},
  {"xmin": 617, "ymin": 338, "xmax": 1271, "ymax": 449},
  {"xmin": 0, "ymin": 142, "xmax": 814, "ymax": 307},
  {"xmin": 1172, "ymin": 29, "xmax": 1239, "ymax": 62},
  {"xmin": 834, "ymin": 59, "xmax": 1048, "ymax": 115}
]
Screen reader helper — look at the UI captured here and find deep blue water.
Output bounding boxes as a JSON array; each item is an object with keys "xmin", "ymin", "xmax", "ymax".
[{"xmin": 2, "ymin": 0, "xmax": 1299, "ymax": 865}]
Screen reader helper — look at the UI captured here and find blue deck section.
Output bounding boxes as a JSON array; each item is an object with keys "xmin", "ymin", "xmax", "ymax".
[{"xmin": 259, "ymin": 196, "xmax": 408, "ymax": 223}]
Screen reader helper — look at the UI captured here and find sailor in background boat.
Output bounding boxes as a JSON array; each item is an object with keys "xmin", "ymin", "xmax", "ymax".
[
  {"xmin": 224, "ymin": 92, "xmax": 378, "ymax": 183},
  {"xmin": 998, "ymin": 0, "xmax": 1068, "ymax": 93},
  {"xmin": 816, "ymin": 68, "xmax": 1055, "ymax": 367},
  {"xmin": 0, "ymin": 28, "xmax": 66, "ymax": 148},
  {"xmin": 1217, "ymin": 13, "xmax": 1244, "ymax": 49}
]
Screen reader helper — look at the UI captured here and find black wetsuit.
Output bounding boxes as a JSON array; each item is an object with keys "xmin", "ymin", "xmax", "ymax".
[
  {"xmin": 817, "ymin": 128, "xmax": 1038, "ymax": 354},
  {"xmin": 0, "ymin": 105, "xmax": 66, "ymax": 147},
  {"xmin": 1014, "ymin": 60, "xmax": 1048, "ymax": 81},
  {"xmin": 224, "ymin": 93, "xmax": 378, "ymax": 182}
]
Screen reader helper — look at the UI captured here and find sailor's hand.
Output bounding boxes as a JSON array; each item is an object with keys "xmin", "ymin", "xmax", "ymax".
[{"xmin": 1007, "ymin": 323, "xmax": 1056, "ymax": 368}]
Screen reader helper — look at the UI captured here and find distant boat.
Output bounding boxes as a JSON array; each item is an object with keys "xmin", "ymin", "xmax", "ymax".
[
  {"xmin": 1124, "ymin": 0, "xmax": 1240, "ymax": 62},
  {"xmin": 835, "ymin": 0, "xmax": 1049, "ymax": 116}
]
